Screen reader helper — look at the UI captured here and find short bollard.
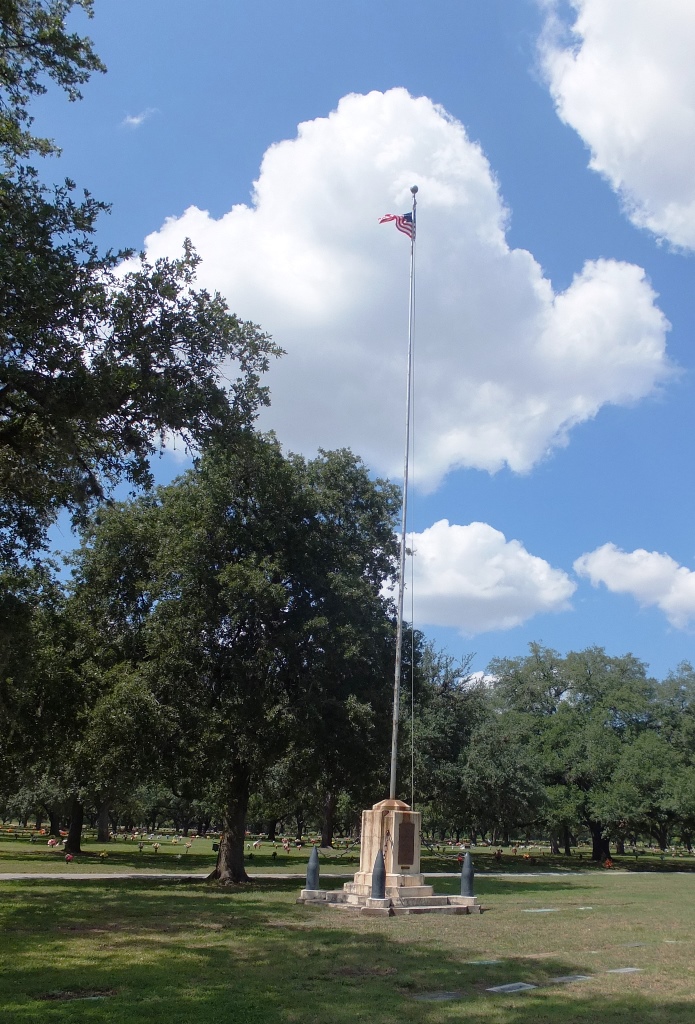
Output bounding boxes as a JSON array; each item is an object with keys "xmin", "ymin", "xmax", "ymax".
[
  {"xmin": 371, "ymin": 849, "xmax": 386, "ymax": 900},
  {"xmin": 306, "ymin": 845, "xmax": 320, "ymax": 891},
  {"xmin": 461, "ymin": 852, "xmax": 474, "ymax": 897}
]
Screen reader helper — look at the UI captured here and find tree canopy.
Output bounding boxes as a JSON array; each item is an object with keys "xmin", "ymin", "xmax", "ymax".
[
  {"xmin": 0, "ymin": 0, "xmax": 104, "ymax": 162},
  {"xmin": 0, "ymin": 4, "xmax": 281, "ymax": 566},
  {"xmin": 63, "ymin": 438, "xmax": 400, "ymax": 877}
]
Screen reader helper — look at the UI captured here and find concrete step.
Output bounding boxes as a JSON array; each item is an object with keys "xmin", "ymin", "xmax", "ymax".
[
  {"xmin": 392, "ymin": 905, "xmax": 471, "ymax": 916},
  {"xmin": 395, "ymin": 895, "xmax": 451, "ymax": 908}
]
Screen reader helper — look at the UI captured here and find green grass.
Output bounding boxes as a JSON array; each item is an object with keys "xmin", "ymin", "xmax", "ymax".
[
  {"xmin": 0, "ymin": 836, "xmax": 359, "ymax": 874},
  {"xmin": 1, "ymin": 834, "xmax": 694, "ymax": 874},
  {"xmin": 1, "ymin": 870, "xmax": 694, "ymax": 1022}
]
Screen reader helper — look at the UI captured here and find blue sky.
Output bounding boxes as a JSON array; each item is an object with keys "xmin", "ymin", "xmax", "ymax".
[{"xmin": 40, "ymin": 1, "xmax": 695, "ymax": 679}]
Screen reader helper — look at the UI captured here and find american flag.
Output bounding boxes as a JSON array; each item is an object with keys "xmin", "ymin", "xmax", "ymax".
[{"xmin": 379, "ymin": 211, "xmax": 415, "ymax": 239}]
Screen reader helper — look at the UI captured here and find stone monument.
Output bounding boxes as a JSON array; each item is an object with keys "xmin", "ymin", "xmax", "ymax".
[{"xmin": 299, "ymin": 798, "xmax": 480, "ymax": 915}]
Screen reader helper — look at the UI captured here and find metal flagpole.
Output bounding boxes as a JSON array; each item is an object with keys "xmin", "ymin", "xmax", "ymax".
[{"xmin": 389, "ymin": 184, "xmax": 417, "ymax": 801}]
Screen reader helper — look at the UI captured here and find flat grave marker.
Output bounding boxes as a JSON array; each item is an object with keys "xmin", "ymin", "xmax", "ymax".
[
  {"xmin": 550, "ymin": 975, "xmax": 593, "ymax": 984},
  {"xmin": 487, "ymin": 982, "xmax": 537, "ymax": 994},
  {"xmin": 412, "ymin": 991, "xmax": 464, "ymax": 1002}
]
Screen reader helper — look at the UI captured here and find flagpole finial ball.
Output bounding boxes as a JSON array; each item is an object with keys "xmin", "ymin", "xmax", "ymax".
[{"xmin": 410, "ymin": 185, "xmax": 418, "ymax": 194}]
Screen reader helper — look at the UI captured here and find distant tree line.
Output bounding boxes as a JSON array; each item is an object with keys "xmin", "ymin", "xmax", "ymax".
[
  {"xmin": 4, "ymin": 573, "xmax": 695, "ymax": 877},
  {"xmin": 411, "ymin": 644, "xmax": 695, "ymax": 859}
]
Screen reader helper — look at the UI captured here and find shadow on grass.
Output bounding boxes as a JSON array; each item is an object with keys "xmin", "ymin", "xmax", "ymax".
[
  {"xmin": 0, "ymin": 846, "xmax": 360, "ymax": 875},
  {"xmin": 1, "ymin": 878, "xmax": 692, "ymax": 1023},
  {"xmin": 463, "ymin": 877, "xmax": 595, "ymax": 897},
  {"xmin": 301, "ymin": 873, "xmax": 597, "ymax": 897},
  {"xmin": 421, "ymin": 853, "xmax": 695, "ymax": 874}
]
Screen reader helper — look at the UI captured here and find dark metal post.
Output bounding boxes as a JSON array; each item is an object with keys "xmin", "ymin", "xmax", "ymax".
[
  {"xmin": 372, "ymin": 849, "xmax": 386, "ymax": 900},
  {"xmin": 461, "ymin": 852, "xmax": 474, "ymax": 897},
  {"xmin": 306, "ymin": 845, "xmax": 320, "ymax": 890}
]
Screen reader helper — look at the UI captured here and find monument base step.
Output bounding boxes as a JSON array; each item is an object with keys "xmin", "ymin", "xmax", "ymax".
[
  {"xmin": 391, "ymin": 904, "xmax": 471, "ymax": 915},
  {"xmin": 298, "ymin": 890, "xmax": 482, "ymax": 914}
]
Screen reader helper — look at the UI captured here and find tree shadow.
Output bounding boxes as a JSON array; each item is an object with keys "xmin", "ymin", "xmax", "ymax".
[
  {"xmin": 467, "ymin": 876, "xmax": 596, "ymax": 896},
  {"xmin": 1, "ymin": 879, "xmax": 691, "ymax": 1024}
]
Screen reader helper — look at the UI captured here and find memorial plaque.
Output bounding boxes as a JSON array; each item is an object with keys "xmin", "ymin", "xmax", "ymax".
[{"xmin": 397, "ymin": 820, "xmax": 415, "ymax": 867}]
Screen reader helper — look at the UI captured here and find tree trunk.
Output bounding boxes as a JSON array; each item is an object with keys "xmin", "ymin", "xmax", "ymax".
[
  {"xmin": 295, "ymin": 806, "xmax": 305, "ymax": 841},
  {"xmin": 208, "ymin": 767, "xmax": 251, "ymax": 883},
  {"xmin": 34, "ymin": 814, "xmax": 43, "ymax": 831},
  {"xmin": 44, "ymin": 805, "xmax": 61, "ymax": 837},
  {"xmin": 266, "ymin": 818, "xmax": 277, "ymax": 842},
  {"xmin": 563, "ymin": 825, "xmax": 572, "ymax": 856},
  {"xmin": 64, "ymin": 797, "xmax": 84, "ymax": 855},
  {"xmin": 97, "ymin": 800, "xmax": 111, "ymax": 842},
  {"xmin": 589, "ymin": 822, "xmax": 610, "ymax": 862},
  {"xmin": 321, "ymin": 792, "xmax": 336, "ymax": 848},
  {"xmin": 550, "ymin": 836, "xmax": 560, "ymax": 855},
  {"xmin": 653, "ymin": 826, "xmax": 669, "ymax": 851},
  {"xmin": 615, "ymin": 837, "xmax": 625, "ymax": 856}
]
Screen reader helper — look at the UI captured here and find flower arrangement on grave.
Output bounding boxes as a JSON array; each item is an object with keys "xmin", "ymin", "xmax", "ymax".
[
  {"xmin": 99, "ymin": 851, "xmax": 108, "ymax": 861},
  {"xmin": 65, "ymin": 853, "xmax": 73, "ymax": 863},
  {"xmin": 153, "ymin": 842, "xmax": 160, "ymax": 852},
  {"xmin": 47, "ymin": 838, "xmax": 57, "ymax": 847},
  {"xmin": 185, "ymin": 842, "xmax": 192, "ymax": 853}
]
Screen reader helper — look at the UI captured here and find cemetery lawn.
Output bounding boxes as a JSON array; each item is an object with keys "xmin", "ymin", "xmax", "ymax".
[
  {"xmin": 1, "ymin": 871, "xmax": 694, "ymax": 1023},
  {"xmin": 2, "ymin": 836, "xmax": 694, "ymax": 874}
]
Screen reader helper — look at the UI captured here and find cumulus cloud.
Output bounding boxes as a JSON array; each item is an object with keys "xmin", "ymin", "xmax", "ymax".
[
  {"xmin": 121, "ymin": 108, "xmax": 157, "ymax": 129},
  {"xmin": 540, "ymin": 0, "xmax": 695, "ymax": 249},
  {"xmin": 574, "ymin": 543, "xmax": 695, "ymax": 629},
  {"xmin": 143, "ymin": 88, "xmax": 671, "ymax": 486},
  {"xmin": 406, "ymin": 519, "xmax": 575, "ymax": 634}
]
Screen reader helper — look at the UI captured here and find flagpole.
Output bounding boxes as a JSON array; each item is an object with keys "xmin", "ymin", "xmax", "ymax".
[{"xmin": 389, "ymin": 184, "xmax": 417, "ymax": 801}]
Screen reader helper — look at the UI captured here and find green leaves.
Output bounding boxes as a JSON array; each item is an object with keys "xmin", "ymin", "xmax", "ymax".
[
  {"xmin": 0, "ymin": 173, "xmax": 280, "ymax": 563},
  {"xmin": 0, "ymin": 0, "xmax": 104, "ymax": 163},
  {"xmin": 61, "ymin": 436, "xmax": 399, "ymax": 817}
]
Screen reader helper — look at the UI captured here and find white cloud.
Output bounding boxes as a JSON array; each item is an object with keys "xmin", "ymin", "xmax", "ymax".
[
  {"xmin": 468, "ymin": 671, "xmax": 497, "ymax": 687},
  {"xmin": 540, "ymin": 0, "xmax": 695, "ymax": 249},
  {"xmin": 143, "ymin": 88, "xmax": 671, "ymax": 486},
  {"xmin": 121, "ymin": 108, "xmax": 157, "ymax": 129},
  {"xmin": 407, "ymin": 519, "xmax": 575, "ymax": 634},
  {"xmin": 574, "ymin": 543, "xmax": 695, "ymax": 629}
]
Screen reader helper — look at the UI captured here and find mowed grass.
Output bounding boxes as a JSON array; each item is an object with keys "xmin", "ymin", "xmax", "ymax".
[
  {"xmin": 1, "ymin": 871, "xmax": 694, "ymax": 1023},
  {"xmin": 2, "ymin": 835, "xmax": 694, "ymax": 874},
  {"xmin": 0, "ymin": 837, "xmax": 359, "ymax": 874}
]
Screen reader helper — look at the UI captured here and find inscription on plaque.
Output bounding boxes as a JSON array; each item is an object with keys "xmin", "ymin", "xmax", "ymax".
[{"xmin": 397, "ymin": 821, "xmax": 415, "ymax": 867}]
